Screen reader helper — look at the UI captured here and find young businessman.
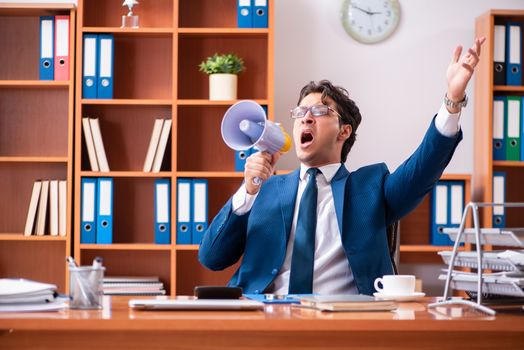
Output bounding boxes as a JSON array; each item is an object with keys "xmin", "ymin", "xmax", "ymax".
[{"xmin": 199, "ymin": 38, "xmax": 486, "ymax": 295}]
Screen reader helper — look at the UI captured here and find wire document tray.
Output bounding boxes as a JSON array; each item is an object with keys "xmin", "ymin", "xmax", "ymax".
[
  {"xmin": 428, "ymin": 202, "xmax": 524, "ymax": 315},
  {"xmin": 438, "ymin": 250, "xmax": 524, "ymax": 271}
]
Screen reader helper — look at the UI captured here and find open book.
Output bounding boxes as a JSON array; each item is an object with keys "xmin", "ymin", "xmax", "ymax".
[{"xmin": 297, "ymin": 294, "xmax": 397, "ymax": 312}]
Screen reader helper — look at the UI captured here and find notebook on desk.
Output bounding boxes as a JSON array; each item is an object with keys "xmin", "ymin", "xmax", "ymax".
[{"xmin": 128, "ymin": 298, "xmax": 265, "ymax": 311}]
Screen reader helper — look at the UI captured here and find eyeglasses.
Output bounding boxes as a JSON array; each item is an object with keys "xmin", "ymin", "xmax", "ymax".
[{"xmin": 290, "ymin": 104, "xmax": 343, "ymax": 119}]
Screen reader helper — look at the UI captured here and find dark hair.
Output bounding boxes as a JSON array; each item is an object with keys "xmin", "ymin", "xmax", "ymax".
[{"xmin": 297, "ymin": 80, "xmax": 362, "ymax": 163}]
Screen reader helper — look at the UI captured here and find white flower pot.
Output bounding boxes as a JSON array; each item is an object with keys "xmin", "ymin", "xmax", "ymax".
[{"xmin": 209, "ymin": 73, "xmax": 237, "ymax": 101}]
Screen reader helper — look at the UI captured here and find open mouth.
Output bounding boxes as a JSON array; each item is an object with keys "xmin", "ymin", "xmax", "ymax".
[{"xmin": 301, "ymin": 130, "xmax": 314, "ymax": 145}]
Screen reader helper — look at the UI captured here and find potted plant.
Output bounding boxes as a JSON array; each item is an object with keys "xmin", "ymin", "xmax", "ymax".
[{"xmin": 199, "ymin": 53, "xmax": 245, "ymax": 100}]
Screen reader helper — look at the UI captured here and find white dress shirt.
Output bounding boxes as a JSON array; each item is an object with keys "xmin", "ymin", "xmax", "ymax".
[{"xmin": 231, "ymin": 103, "xmax": 461, "ymax": 294}]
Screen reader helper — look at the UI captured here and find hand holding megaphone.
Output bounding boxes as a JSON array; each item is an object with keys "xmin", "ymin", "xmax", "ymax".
[{"xmin": 221, "ymin": 101, "xmax": 291, "ymax": 188}]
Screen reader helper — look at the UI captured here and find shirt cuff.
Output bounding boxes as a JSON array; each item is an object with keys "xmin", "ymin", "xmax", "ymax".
[
  {"xmin": 232, "ymin": 184, "xmax": 259, "ymax": 215},
  {"xmin": 434, "ymin": 102, "xmax": 461, "ymax": 137}
]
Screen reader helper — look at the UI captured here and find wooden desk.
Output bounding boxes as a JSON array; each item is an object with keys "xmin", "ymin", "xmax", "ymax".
[{"xmin": 1, "ymin": 297, "xmax": 523, "ymax": 349}]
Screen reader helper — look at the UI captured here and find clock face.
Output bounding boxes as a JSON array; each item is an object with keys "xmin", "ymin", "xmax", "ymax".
[{"xmin": 341, "ymin": 0, "xmax": 401, "ymax": 44}]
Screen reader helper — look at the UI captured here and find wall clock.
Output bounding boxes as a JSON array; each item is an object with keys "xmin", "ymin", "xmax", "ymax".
[{"xmin": 341, "ymin": 0, "xmax": 401, "ymax": 44}]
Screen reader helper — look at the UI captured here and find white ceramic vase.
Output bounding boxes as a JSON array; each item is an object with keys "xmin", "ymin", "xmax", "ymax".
[{"xmin": 209, "ymin": 73, "xmax": 237, "ymax": 100}]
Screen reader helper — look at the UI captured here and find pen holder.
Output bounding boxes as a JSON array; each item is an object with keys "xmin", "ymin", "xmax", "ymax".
[{"xmin": 69, "ymin": 265, "xmax": 105, "ymax": 309}]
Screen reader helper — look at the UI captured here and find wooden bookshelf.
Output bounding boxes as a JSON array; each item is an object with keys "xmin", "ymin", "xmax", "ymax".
[
  {"xmin": 74, "ymin": 0, "xmax": 274, "ymax": 296},
  {"xmin": 473, "ymin": 10, "xmax": 524, "ymax": 228},
  {"xmin": 0, "ymin": 4, "xmax": 75, "ymax": 293}
]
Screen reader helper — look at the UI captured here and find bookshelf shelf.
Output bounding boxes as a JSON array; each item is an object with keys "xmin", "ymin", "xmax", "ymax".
[
  {"xmin": 178, "ymin": 28, "xmax": 268, "ymax": 36},
  {"xmin": 176, "ymin": 171, "xmax": 244, "ymax": 178},
  {"xmin": 82, "ymin": 27, "xmax": 173, "ymax": 35},
  {"xmin": 177, "ymin": 99, "xmax": 269, "ymax": 106},
  {"xmin": 493, "ymin": 86, "xmax": 524, "ymax": 92},
  {"xmin": 80, "ymin": 171, "xmax": 173, "ymax": 178},
  {"xmin": 0, "ymin": 80, "xmax": 69, "ymax": 87},
  {"xmin": 82, "ymin": 99, "xmax": 173, "ymax": 106},
  {"xmin": 0, "ymin": 234, "xmax": 67, "ymax": 241},
  {"xmin": 400, "ymin": 245, "xmax": 467, "ymax": 253},
  {"xmin": 493, "ymin": 161, "xmax": 524, "ymax": 168},
  {"xmin": 80, "ymin": 244, "xmax": 171, "ymax": 251},
  {"xmin": 0, "ymin": 157, "xmax": 69, "ymax": 163},
  {"xmin": 175, "ymin": 245, "xmax": 200, "ymax": 251}
]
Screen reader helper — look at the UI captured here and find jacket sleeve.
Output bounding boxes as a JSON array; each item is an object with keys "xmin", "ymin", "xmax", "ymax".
[
  {"xmin": 198, "ymin": 198, "xmax": 249, "ymax": 271},
  {"xmin": 384, "ymin": 116, "xmax": 462, "ymax": 224}
]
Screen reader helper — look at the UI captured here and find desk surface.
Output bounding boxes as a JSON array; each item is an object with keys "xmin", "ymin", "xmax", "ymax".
[{"xmin": 1, "ymin": 297, "xmax": 524, "ymax": 350}]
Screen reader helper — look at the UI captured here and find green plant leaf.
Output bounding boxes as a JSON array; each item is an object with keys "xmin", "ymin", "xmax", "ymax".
[{"xmin": 198, "ymin": 53, "xmax": 246, "ymax": 75}]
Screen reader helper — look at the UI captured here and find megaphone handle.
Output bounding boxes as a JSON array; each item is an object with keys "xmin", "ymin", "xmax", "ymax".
[{"xmin": 252, "ymin": 177, "xmax": 263, "ymax": 186}]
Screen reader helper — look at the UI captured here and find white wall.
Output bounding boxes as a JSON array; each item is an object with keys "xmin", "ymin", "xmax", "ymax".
[{"xmin": 274, "ymin": 0, "xmax": 523, "ymax": 173}]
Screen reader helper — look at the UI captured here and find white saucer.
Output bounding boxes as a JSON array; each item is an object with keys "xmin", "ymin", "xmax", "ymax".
[{"xmin": 373, "ymin": 292, "xmax": 425, "ymax": 302}]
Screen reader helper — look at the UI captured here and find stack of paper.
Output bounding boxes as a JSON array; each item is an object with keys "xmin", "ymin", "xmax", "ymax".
[
  {"xmin": 297, "ymin": 295, "xmax": 397, "ymax": 312},
  {"xmin": 0, "ymin": 279, "xmax": 68, "ymax": 312},
  {"xmin": 103, "ymin": 276, "xmax": 166, "ymax": 296}
]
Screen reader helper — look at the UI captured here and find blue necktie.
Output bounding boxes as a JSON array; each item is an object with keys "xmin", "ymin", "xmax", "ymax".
[{"xmin": 288, "ymin": 168, "xmax": 319, "ymax": 294}]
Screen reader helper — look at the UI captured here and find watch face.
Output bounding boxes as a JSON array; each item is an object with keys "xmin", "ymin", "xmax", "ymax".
[{"xmin": 341, "ymin": 0, "xmax": 401, "ymax": 44}]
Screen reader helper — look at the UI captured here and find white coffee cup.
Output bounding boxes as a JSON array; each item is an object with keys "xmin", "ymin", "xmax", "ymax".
[{"xmin": 374, "ymin": 275, "xmax": 416, "ymax": 295}]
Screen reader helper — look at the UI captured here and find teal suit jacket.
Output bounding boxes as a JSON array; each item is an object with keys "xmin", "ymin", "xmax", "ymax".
[{"xmin": 199, "ymin": 118, "xmax": 462, "ymax": 295}]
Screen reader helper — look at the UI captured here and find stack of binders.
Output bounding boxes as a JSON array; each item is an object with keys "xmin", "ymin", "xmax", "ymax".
[
  {"xmin": 176, "ymin": 178, "xmax": 208, "ymax": 245},
  {"xmin": 24, "ymin": 180, "xmax": 67, "ymax": 237},
  {"xmin": 80, "ymin": 177, "xmax": 113, "ymax": 244},
  {"xmin": 39, "ymin": 16, "xmax": 70, "ymax": 81},
  {"xmin": 82, "ymin": 33, "xmax": 114, "ymax": 99},
  {"xmin": 237, "ymin": 0, "xmax": 268, "ymax": 28},
  {"xmin": 493, "ymin": 22, "xmax": 522, "ymax": 86},
  {"xmin": 430, "ymin": 180, "xmax": 465, "ymax": 246},
  {"xmin": 492, "ymin": 96, "xmax": 523, "ymax": 162}
]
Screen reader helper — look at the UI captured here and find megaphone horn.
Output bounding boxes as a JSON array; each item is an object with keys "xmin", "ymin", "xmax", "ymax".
[{"xmin": 221, "ymin": 100, "xmax": 291, "ymax": 154}]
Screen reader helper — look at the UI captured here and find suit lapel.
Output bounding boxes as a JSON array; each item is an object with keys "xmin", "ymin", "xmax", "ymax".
[
  {"xmin": 331, "ymin": 164, "xmax": 350, "ymax": 234},
  {"xmin": 278, "ymin": 169, "xmax": 300, "ymax": 242}
]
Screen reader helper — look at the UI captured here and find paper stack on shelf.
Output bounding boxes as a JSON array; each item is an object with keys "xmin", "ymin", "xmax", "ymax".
[
  {"xmin": 0, "ymin": 279, "xmax": 68, "ymax": 312},
  {"xmin": 103, "ymin": 276, "xmax": 166, "ymax": 296}
]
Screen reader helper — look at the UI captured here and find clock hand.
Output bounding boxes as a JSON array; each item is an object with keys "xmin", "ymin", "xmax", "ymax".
[
  {"xmin": 351, "ymin": 4, "xmax": 373, "ymax": 16},
  {"xmin": 351, "ymin": 4, "xmax": 383, "ymax": 16}
]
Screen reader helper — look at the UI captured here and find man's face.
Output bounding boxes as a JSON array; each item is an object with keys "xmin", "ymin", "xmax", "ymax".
[{"xmin": 292, "ymin": 92, "xmax": 351, "ymax": 167}]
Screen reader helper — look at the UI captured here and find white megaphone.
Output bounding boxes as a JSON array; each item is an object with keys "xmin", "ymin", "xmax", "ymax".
[{"xmin": 221, "ymin": 100, "xmax": 291, "ymax": 184}]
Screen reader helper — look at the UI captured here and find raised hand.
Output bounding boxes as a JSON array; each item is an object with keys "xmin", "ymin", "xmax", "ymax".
[{"xmin": 446, "ymin": 37, "xmax": 486, "ymax": 110}]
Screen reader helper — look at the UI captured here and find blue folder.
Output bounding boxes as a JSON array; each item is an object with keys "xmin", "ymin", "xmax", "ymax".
[
  {"xmin": 492, "ymin": 172, "xmax": 506, "ymax": 228},
  {"xmin": 96, "ymin": 177, "xmax": 113, "ymax": 244},
  {"xmin": 155, "ymin": 179, "xmax": 171, "ymax": 244},
  {"xmin": 493, "ymin": 96, "xmax": 506, "ymax": 161},
  {"xmin": 82, "ymin": 33, "xmax": 98, "ymax": 98},
  {"xmin": 253, "ymin": 0, "xmax": 268, "ymax": 28},
  {"xmin": 191, "ymin": 179, "xmax": 208, "ymax": 244},
  {"xmin": 506, "ymin": 22, "xmax": 522, "ymax": 86},
  {"xmin": 176, "ymin": 178, "xmax": 192, "ymax": 244},
  {"xmin": 237, "ymin": 0, "xmax": 252, "ymax": 28},
  {"xmin": 80, "ymin": 178, "xmax": 97, "ymax": 244},
  {"xmin": 39, "ymin": 16, "xmax": 54, "ymax": 80},
  {"xmin": 97, "ymin": 34, "xmax": 114, "ymax": 99}
]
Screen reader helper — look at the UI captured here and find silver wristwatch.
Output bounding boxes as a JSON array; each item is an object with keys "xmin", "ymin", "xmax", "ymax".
[{"xmin": 444, "ymin": 93, "xmax": 468, "ymax": 109}]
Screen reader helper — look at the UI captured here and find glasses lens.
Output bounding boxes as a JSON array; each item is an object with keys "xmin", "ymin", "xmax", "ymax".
[
  {"xmin": 291, "ymin": 106, "xmax": 308, "ymax": 118},
  {"xmin": 310, "ymin": 105, "xmax": 329, "ymax": 116}
]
